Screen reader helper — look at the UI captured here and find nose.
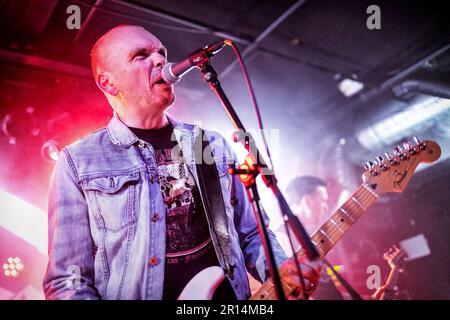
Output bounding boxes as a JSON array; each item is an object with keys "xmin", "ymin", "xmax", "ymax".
[{"xmin": 151, "ymin": 52, "xmax": 165, "ymax": 68}]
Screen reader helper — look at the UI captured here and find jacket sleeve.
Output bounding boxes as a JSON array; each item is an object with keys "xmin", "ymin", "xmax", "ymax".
[
  {"xmin": 43, "ymin": 148, "xmax": 100, "ymax": 299},
  {"xmin": 223, "ymin": 139, "xmax": 288, "ymax": 283}
]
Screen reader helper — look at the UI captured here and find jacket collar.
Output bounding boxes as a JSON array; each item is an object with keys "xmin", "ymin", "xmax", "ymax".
[
  {"xmin": 106, "ymin": 111, "xmax": 197, "ymax": 148},
  {"xmin": 106, "ymin": 111, "xmax": 201, "ymax": 186}
]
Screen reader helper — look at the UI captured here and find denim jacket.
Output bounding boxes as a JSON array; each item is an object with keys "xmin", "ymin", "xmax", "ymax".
[{"xmin": 43, "ymin": 113, "xmax": 287, "ymax": 300}]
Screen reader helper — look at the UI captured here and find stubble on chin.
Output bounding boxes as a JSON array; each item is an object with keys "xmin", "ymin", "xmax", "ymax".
[{"xmin": 148, "ymin": 90, "xmax": 175, "ymax": 112}]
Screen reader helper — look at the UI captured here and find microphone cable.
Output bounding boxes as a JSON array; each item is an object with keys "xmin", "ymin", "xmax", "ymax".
[{"xmin": 225, "ymin": 40, "xmax": 311, "ymax": 300}]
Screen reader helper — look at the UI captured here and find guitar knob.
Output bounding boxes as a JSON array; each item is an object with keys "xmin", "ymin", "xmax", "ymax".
[
  {"xmin": 384, "ymin": 152, "xmax": 392, "ymax": 160},
  {"xmin": 413, "ymin": 136, "xmax": 421, "ymax": 145},
  {"xmin": 376, "ymin": 156, "xmax": 384, "ymax": 163}
]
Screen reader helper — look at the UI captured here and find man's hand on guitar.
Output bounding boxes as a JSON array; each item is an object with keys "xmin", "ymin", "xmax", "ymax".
[{"xmin": 280, "ymin": 258, "xmax": 322, "ymax": 299}]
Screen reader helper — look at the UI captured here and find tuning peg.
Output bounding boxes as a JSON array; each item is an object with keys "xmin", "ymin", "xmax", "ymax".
[
  {"xmin": 377, "ymin": 152, "xmax": 390, "ymax": 171},
  {"xmin": 365, "ymin": 161, "xmax": 378, "ymax": 176},
  {"xmin": 376, "ymin": 155, "xmax": 388, "ymax": 171},
  {"xmin": 364, "ymin": 161, "xmax": 374, "ymax": 170},
  {"xmin": 413, "ymin": 136, "xmax": 426, "ymax": 150},
  {"xmin": 393, "ymin": 146, "xmax": 402, "ymax": 155},
  {"xmin": 385, "ymin": 151, "xmax": 398, "ymax": 165},
  {"xmin": 403, "ymin": 140, "xmax": 412, "ymax": 150}
]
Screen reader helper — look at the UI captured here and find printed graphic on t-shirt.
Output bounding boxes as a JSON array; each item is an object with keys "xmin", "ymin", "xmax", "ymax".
[{"xmin": 155, "ymin": 148, "xmax": 212, "ymax": 263}]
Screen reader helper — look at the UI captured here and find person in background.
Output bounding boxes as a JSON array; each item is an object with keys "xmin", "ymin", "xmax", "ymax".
[{"xmin": 273, "ymin": 175, "xmax": 343, "ymax": 300}]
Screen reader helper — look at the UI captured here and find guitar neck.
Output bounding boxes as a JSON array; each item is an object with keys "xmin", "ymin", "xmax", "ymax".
[
  {"xmin": 306, "ymin": 183, "xmax": 379, "ymax": 258},
  {"xmin": 385, "ymin": 267, "xmax": 401, "ymax": 289},
  {"xmin": 250, "ymin": 139, "xmax": 441, "ymax": 300},
  {"xmin": 250, "ymin": 183, "xmax": 379, "ymax": 300}
]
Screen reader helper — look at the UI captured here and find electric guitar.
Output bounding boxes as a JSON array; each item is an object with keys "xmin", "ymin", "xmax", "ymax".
[
  {"xmin": 178, "ymin": 138, "xmax": 441, "ymax": 300},
  {"xmin": 372, "ymin": 245, "xmax": 408, "ymax": 300}
]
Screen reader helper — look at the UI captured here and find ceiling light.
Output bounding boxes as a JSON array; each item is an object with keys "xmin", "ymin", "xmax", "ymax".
[
  {"xmin": 41, "ymin": 140, "xmax": 60, "ymax": 162},
  {"xmin": 357, "ymin": 97, "xmax": 450, "ymax": 149},
  {"xmin": 338, "ymin": 78, "xmax": 364, "ymax": 97}
]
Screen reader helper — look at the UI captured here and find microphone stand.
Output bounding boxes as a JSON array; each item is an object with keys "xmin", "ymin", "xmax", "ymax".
[
  {"xmin": 197, "ymin": 60, "xmax": 321, "ymax": 300},
  {"xmin": 323, "ymin": 259, "xmax": 363, "ymax": 300}
]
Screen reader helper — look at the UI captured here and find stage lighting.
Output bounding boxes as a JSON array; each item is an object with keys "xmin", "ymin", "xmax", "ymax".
[
  {"xmin": 338, "ymin": 78, "xmax": 364, "ymax": 97},
  {"xmin": 40, "ymin": 139, "xmax": 60, "ymax": 162},
  {"xmin": 3, "ymin": 257, "xmax": 24, "ymax": 278},
  {"xmin": 1, "ymin": 114, "xmax": 16, "ymax": 145},
  {"xmin": 1, "ymin": 107, "xmax": 40, "ymax": 145},
  {"xmin": 0, "ymin": 189, "xmax": 48, "ymax": 254},
  {"xmin": 326, "ymin": 265, "xmax": 345, "ymax": 282},
  {"xmin": 357, "ymin": 97, "xmax": 450, "ymax": 149}
]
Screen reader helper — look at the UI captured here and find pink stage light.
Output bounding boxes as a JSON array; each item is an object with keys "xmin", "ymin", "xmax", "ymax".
[
  {"xmin": 3, "ymin": 257, "xmax": 24, "ymax": 278},
  {"xmin": 0, "ymin": 189, "xmax": 48, "ymax": 255}
]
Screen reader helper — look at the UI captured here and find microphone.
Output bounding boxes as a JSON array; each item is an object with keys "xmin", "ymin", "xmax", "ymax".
[{"xmin": 156, "ymin": 39, "xmax": 230, "ymax": 84}]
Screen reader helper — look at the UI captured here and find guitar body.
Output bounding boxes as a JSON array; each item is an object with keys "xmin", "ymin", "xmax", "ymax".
[{"xmin": 177, "ymin": 266, "xmax": 225, "ymax": 300}]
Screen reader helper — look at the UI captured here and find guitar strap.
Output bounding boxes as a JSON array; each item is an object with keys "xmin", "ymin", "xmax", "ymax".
[{"xmin": 195, "ymin": 129, "xmax": 236, "ymax": 279}]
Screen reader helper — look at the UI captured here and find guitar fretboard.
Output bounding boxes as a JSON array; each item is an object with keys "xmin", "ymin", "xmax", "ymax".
[
  {"xmin": 250, "ymin": 183, "xmax": 379, "ymax": 300},
  {"xmin": 310, "ymin": 184, "xmax": 378, "ymax": 256}
]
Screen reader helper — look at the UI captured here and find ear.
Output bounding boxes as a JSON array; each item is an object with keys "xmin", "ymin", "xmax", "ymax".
[{"xmin": 97, "ymin": 73, "xmax": 119, "ymax": 96}]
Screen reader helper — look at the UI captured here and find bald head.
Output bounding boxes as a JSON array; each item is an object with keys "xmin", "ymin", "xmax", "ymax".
[{"xmin": 91, "ymin": 25, "xmax": 162, "ymax": 80}]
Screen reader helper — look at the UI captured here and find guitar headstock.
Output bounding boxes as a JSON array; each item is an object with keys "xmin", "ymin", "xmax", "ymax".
[
  {"xmin": 383, "ymin": 245, "xmax": 408, "ymax": 269},
  {"xmin": 362, "ymin": 137, "xmax": 441, "ymax": 195}
]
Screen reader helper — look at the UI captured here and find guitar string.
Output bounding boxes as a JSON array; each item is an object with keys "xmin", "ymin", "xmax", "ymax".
[
  {"xmin": 250, "ymin": 188, "xmax": 371, "ymax": 299},
  {"xmin": 252, "ymin": 153, "xmax": 420, "ymax": 300},
  {"xmin": 313, "ymin": 154, "xmax": 419, "ymax": 252},
  {"xmin": 253, "ymin": 155, "xmax": 419, "ymax": 299},
  {"xmin": 252, "ymin": 188, "xmax": 377, "ymax": 300}
]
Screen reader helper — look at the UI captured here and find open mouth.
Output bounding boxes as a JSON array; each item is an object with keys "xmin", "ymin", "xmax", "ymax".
[
  {"xmin": 154, "ymin": 78, "xmax": 166, "ymax": 85},
  {"xmin": 153, "ymin": 72, "xmax": 167, "ymax": 85}
]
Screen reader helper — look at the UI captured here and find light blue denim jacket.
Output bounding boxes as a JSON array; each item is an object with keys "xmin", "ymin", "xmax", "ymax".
[{"xmin": 43, "ymin": 113, "xmax": 287, "ymax": 300}]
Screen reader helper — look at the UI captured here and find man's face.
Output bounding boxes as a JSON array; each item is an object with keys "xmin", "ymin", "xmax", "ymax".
[
  {"xmin": 96, "ymin": 26, "xmax": 175, "ymax": 112},
  {"xmin": 303, "ymin": 186, "xmax": 330, "ymax": 224}
]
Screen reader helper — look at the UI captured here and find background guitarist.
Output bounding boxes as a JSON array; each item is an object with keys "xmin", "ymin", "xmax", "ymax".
[
  {"xmin": 372, "ymin": 245, "xmax": 408, "ymax": 300},
  {"xmin": 272, "ymin": 175, "xmax": 344, "ymax": 300}
]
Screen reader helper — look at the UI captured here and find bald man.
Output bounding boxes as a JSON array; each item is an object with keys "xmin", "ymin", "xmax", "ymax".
[{"xmin": 43, "ymin": 25, "xmax": 320, "ymax": 300}]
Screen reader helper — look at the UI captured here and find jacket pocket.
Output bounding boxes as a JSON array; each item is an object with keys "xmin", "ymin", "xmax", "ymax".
[{"xmin": 83, "ymin": 173, "xmax": 140, "ymax": 232}]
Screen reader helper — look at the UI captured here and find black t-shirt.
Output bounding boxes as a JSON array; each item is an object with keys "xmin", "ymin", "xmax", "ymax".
[{"xmin": 129, "ymin": 123, "xmax": 235, "ymax": 300}]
